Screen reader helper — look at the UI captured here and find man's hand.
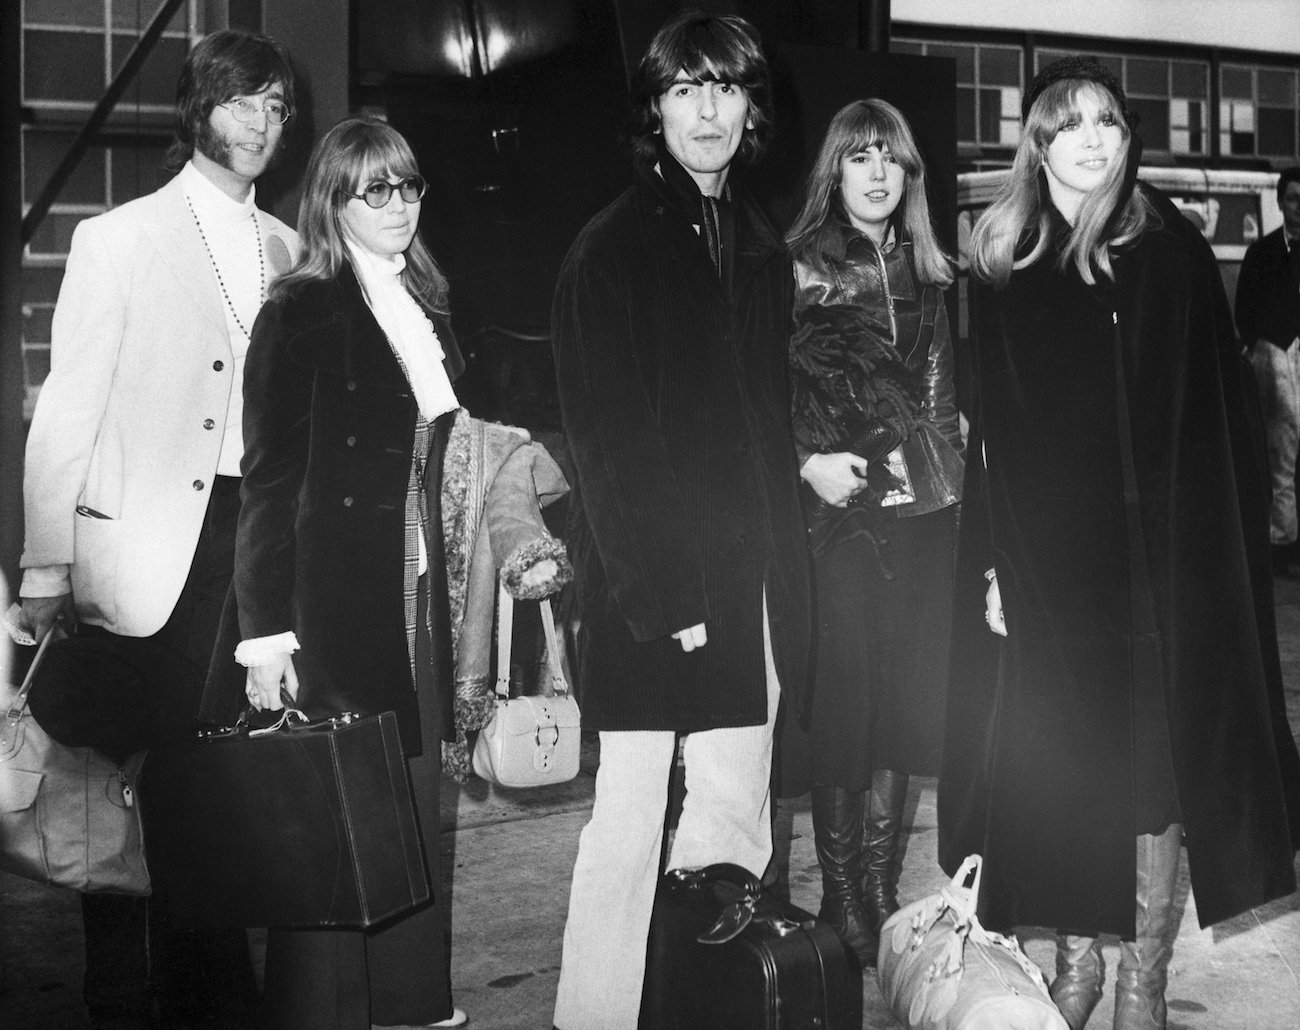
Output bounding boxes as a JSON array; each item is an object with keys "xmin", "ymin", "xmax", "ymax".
[
  {"xmin": 985, "ymin": 574, "xmax": 1007, "ymax": 637},
  {"xmin": 672, "ymin": 623, "xmax": 708, "ymax": 653},
  {"xmin": 801, "ymin": 452, "xmax": 869, "ymax": 507},
  {"xmin": 245, "ymin": 654, "xmax": 300, "ymax": 711},
  {"xmin": 19, "ymin": 594, "xmax": 74, "ymax": 644}
]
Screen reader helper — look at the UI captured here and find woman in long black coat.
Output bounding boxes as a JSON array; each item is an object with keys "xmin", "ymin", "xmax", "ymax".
[
  {"xmin": 941, "ymin": 58, "xmax": 1296, "ymax": 1030},
  {"xmin": 208, "ymin": 117, "xmax": 467, "ymax": 1030}
]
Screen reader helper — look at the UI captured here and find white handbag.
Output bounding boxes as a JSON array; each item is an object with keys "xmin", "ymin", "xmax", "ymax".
[{"xmin": 471, "ymin": 583, "xmax": 580, "ymax": 788}]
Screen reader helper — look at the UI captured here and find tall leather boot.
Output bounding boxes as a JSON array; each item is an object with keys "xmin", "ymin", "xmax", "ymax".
[
  {"xmin": 861, "ymin": 768, "xmax": 909, "ymax": 937},
  {"xmin": 811, "ymin": 784, "xmax": 875, "ymax": 965},
  {"xmin": 1049, "ymin": 934, "xmax": 1104, "ymax": 1030},
  {"xmin": 1114, "ymin": 823, "xmax": 1183, "ymax": 1030}
]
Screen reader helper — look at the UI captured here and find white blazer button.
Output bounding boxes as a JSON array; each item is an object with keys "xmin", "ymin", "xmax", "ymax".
[{"xmin": 193, "ymin": 480, "xmax": 205, "ymax": 491}]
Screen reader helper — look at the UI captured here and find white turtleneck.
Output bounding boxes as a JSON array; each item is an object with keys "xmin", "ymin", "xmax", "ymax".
[{"xmin": 179, "ymin": 160, "xmax": 264, "ymax": 477}]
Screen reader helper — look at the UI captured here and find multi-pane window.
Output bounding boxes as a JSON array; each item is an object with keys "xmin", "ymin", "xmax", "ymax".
[
  {"xmin": 21, "ymin": 0, "xmax": 205, "ymax": 415},
  {"xmin": 893, "ymin": 39, "xmax": 1023, "ymax": 149},
  {"xmin": 1221, "ymin": 64, "xmax": 1299, "ymax": 160},
  {"xmin": 1035, "ymin": 49, "xmax": 1209, "ymax": 156}
]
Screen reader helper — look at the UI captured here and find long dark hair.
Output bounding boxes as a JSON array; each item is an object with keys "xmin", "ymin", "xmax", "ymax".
[
  {"xmin": 629, "ymin": 9, "xmax": 772, "ymax": 164},
  {"xmin": 270, "ymin": 118, "xmax": 449, "ymax": 314}
]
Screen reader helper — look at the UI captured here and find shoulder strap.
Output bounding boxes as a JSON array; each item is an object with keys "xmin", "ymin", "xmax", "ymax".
[{"xmin": 493, "ymin": 582, "xmax": 570, "ymax": 700}]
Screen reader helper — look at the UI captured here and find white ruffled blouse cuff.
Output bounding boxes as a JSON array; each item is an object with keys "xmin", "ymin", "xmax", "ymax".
[{"xmin": 235, "ymin": 632, "xmax": 301, "ymax": 667}]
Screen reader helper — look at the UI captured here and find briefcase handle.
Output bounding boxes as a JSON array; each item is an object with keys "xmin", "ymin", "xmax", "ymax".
[{"xmin": 198, "ymin": 688, "xmax": 362, "ymax": 741}]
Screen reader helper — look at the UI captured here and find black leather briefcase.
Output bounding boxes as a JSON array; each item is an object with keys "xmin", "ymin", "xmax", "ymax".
[
  {"xmin": 638, "ymin": 863, "xmax": 862, "ymax": 1030},
  {"xmin": 140, "ymin": 709, "xmax": 428, "ymax": 929}
]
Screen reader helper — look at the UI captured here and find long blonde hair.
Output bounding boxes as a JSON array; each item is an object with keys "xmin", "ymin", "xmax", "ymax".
[
  {"xmin": 271, "ymin": 117, "xmax": 449, "ymax": 312},
  {"xmin": 786, "ymin": 98, "xmax": 952, "ymax": 287},
  {"xmin": 969, "ymin": 79, "xmax": 1152, "ymax": 288}
]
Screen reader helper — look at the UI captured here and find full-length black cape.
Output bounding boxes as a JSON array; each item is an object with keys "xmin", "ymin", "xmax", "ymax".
[{"xmin": 940, "ymin": 184, "xmax": 1297, "ymax": 937}]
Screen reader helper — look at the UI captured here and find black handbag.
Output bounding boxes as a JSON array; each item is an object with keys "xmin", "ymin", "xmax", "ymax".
[
  {"xmin": 638, "ymin": 863, "xmax": 862, "ymax": 1030},
  {"xmin": 139, "ymin": 707, "xmax": 429, "ymax": 929}
]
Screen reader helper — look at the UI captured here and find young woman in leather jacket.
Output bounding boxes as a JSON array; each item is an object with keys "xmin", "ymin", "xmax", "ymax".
[{"xmin": 785, "ymin": 98, "xmax": 962, "ymax": 965}]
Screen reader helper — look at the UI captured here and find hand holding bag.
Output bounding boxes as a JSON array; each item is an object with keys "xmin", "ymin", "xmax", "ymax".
[
  {"xmin": 471, "ymin": 584, "xmax": 580, "ymax": 788},
  {"xmin": 877, "ymin": 855, "xmax": 1068, "ymax": 1030},
  {"xmin": 0, "ymin": 623, "xmax": 150, "ymax": 895}
]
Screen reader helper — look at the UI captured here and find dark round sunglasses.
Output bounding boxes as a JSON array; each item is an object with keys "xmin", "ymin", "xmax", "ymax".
[{"xmin": 342, "ymin": 175, "xmax": 428, "ymax": 209}]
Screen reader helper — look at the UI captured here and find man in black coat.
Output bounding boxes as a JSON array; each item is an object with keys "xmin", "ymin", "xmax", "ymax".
[
  {"xmin": 1236, "ymin": 166, "xmax": 1300, "ymax": 572},
  {"xmin": 550, "ymin": 12, "xmax": 811, "ymax": 1030}
]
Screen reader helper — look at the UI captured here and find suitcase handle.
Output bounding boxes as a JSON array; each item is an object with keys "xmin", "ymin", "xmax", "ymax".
[{"xmin": 666, "ymin": 862, "xmax": 762, "ymax": 901}]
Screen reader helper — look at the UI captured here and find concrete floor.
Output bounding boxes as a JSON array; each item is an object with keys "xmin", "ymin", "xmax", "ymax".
[{"xmin": 4, "ymin": 591, "xmax": 1300, "ymax": 1029}]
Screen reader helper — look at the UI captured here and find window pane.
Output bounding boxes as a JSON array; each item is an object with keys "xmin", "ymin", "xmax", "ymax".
[
  {"xmin": 1171, "ymin": 61, "xmax": 1207, "ymax": 97},
  {"xmin": 23, "ymin": 304, "xmax": 54, "ymax": 346},
  {"xmin": 110, "ymin": 140, "xmax": 172, "ymax": 204},
  {"xmin": 24, "ymin": 344, "xmax": 53, "ymax": 394},
  {"xmin": 999, "ymin": 117, "xmax": 1021, "ymax": 147},
  {"xmin": 1129, "ymin": 98, "xmax": 1168, "ymax": 151},
  {"xmin": 112, "ymin": 0, "xmax": 186, "ymax": 31},
  {"xmin": 1036, "ymin": 49, "xmax": 1070, "ymax": 72},
  {"xmin": 27, "ymin": 212, "xmax": 91, "ymax": 257},
  {"xmin": 956, "ymin": 85, "xmax": 976, "ymax": 142},
  {"xmin": 23, "ymin": 266, "xmax": 66, "ymax": 306},
  {"xmin": 24, "ymin": 130, "xmax": 107, "ymax": 206},
  {"xmin": 892, "ymin": 40, "xmax": 923, "ymax": 56},
  {"xmin": 110, "ymin": 33, "xmax": 187, "ymax": 105},
  {"xmin": 1258, "ymin": 106, "xmax": 1296, "ymax": 156},
  {"xmin": 1221, "ymin": 65, "xmax": 1252, "ymax": 99},
  {"xmin": 930, "ymin": 44, "xmax": 975, "ymax": 81},
  {"xmin": 24, "ymin": 29, "xmax": 103, "ymax": 102},
  {"xmin": 981, "ymin": 46, "xmax": 1021, "ymax": 87},
  {"xmin": 1258, "ymin": 69, "xmax": 1296, "ymax": 107},
  {"xmin": 26, "ymin": 0, "xmax": 103, "ymax": 27},
  {"xmin": 1126, "ymin": 58, "xmax": 1167, "ymax": 96},
  {"xmin": 979, "ymin": 88, "xmax": 1004, "ymax": 143}
]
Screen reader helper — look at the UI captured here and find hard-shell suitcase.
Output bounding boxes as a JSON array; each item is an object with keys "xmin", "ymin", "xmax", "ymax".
[{"xmin": 638, "ymin": 863, "xmax": 862, "ymax": 1029}]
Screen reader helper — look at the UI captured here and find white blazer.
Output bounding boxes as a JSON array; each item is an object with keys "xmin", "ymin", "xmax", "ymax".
[{"xmin": 20, "ymin": 175, "xmax": 297, "ymax": 636}]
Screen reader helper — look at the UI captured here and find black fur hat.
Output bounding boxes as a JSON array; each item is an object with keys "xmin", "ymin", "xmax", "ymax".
[{"xmin": 1022, "ymin": 55, "xmax": 1135, "ymax": 126}]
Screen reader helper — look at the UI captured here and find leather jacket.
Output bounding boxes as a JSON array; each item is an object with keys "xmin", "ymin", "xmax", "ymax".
[{"xmin": 793, "ymin": 229, "xmax": 963, "ymax": 516}]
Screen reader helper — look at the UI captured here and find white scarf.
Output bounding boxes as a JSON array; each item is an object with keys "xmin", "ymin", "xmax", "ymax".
[{"xmin": 346, "ymin": 242, "xmax": 459, "ymax": 421}]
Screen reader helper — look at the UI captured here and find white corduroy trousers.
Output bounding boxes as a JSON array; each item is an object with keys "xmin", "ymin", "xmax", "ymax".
[{"xmin": 551, "ymin": 603, "xmax": 782, "ymax": 1030}]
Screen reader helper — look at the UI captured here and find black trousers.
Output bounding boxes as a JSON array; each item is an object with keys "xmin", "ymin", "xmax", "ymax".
[
  {"xmin": 261, "ymin": 577, "xmax": 453, "ymax": 1030},
  {"xmin": 77, "ymin": 477, "xmax": 257, "ymax": 1024}
]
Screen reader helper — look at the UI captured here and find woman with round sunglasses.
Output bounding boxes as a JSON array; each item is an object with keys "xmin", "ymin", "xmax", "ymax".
[
  {"xmin": 942, "ymin": 57, "xmax": 1296, "ymax": 1030},
  {"xmin": 214, "ymin": 116, "xmax": 467, "ymax": 1029}
]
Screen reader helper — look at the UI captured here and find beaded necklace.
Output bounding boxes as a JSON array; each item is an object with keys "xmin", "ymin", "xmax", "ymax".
[{"xmin": 185, "ymin": 193, "xmax": 265, "ymax": 340}]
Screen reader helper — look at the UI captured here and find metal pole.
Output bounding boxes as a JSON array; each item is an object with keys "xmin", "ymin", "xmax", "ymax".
[
  {"xmin": 859, "ymin": 0, "xmax": 891, "ymax": 53},
  {"xmin": 20, "ymin": 0, "xmax": 188, "ymax": 244},
  {"xmin": 2, "ymin": 0, "xmax": 26, "ymax": 589}
]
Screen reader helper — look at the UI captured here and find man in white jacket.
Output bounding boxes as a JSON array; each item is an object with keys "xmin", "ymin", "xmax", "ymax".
[{"xmin": 14, "ymin": 30, "xmax": 297, "ymax": 1029}]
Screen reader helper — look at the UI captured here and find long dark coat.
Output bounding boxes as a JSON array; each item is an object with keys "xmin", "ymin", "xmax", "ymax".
[
  {"xmin": 940, "ymin": 184, "xmax": 1296, "ymax": 938},
  {"xmin": 553, "ymin": 160, "xmax": 811, "ymax": 732},
  {"xmin": 202, "ymin": 266, "xmax": 464, "ymax": 755}
]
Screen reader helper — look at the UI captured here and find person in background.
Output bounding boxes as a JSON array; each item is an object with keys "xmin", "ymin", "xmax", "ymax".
[
  {"xmin": 784, "ymin": 97, "xmax": 962, "ymax": 967},
  {"xmin": 549, "ymin": 10, "xmax": 810, "ymax": 1029},
  {"xmin": 942, "ymin": 56, "xmax": 1296, "ymax": 1030},
  {"xmin": 1235, "ymin": 166, "xmax": 1300, "ymax": 574},
  {"xmin": 13, "ymin": 30, "xmax": 297, "ymax": 1029},
  {"xmin": 203, "ymin": 116, "xmax": 467, "ymax": 1030}
]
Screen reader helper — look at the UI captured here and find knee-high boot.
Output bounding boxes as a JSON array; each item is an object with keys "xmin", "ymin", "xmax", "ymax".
[
  {"xmin": 861, "ymin": 769, "xmax": 909, "ymax": 937},
  {"xmin": 1114, "ymin": 823, "xmax": 1183, "ymax": 1030},
  {"xmin": 1049, "ymin": 934, "xmax": 1104, "ymax": 1030},
  {"xmin": 811, "ymin": 784, "xmax": 875, "ymax": 964}
]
